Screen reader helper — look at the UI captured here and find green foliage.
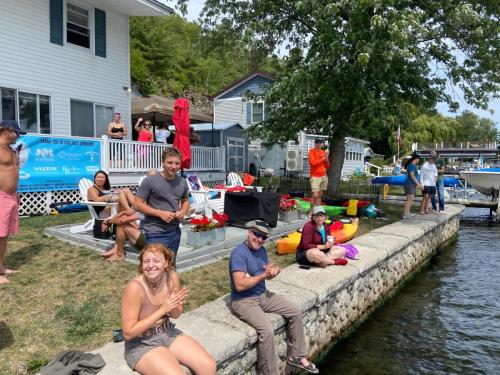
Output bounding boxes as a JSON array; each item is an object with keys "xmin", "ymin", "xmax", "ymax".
[
  {"xmin": 201, "ymin": 0, "xmax": 499, "ymax": 193},
  {"xmin": 129, "ymin": 15, "xmax": 278, "ymax": 97}
]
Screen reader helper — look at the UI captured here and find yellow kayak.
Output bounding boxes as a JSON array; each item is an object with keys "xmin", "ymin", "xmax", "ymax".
[{"xmin": 276, "ymin": 218, "xmax": 359, "ymax": 255}]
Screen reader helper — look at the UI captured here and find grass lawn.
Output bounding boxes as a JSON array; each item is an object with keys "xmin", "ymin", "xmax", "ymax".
[{"xmin": 0, "ymin": 203, "xmax": 401, "ymax": 374}]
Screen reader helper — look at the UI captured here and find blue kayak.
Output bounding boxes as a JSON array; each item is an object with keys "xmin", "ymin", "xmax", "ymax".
[{"xmin": 373, "ymin": 175, "xmax": 460, "ymax": 187}]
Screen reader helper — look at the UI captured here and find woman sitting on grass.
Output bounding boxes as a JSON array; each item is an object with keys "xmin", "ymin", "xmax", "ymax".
[
  {"xmin": 121, "ymin": 243, "xmax": 216, "ymax": 375},
  {"xmin": 296, "ymin": 206, "xmax": 347, "ymax": 268}
]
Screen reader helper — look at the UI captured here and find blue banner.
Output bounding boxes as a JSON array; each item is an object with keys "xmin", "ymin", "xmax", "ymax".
[{"xmin": 17, "ymin": 135, "xmax": 101, "ymax": 193}]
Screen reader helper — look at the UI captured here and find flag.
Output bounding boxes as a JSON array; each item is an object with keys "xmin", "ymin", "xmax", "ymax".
[{"xmin": 396, "ymin": 125, "xmax": 401, "ymax": 145}]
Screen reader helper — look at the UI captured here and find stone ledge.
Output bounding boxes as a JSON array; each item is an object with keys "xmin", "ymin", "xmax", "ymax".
[{"xmin": 86, "ymin": 205, "xmax": 464, "ymax": 374}]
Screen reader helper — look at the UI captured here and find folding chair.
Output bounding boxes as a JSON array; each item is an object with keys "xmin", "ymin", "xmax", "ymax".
[
  {"xmin": 226, "ymin": 172, "xmax": 263, "ymax": 192},
  {"xmin": 186, "ymin": 174, "xmax": 226, "ymax": 215},
  {"xmin": 70, "ymin": 178, "xmax": 118, "ymax": 233}
]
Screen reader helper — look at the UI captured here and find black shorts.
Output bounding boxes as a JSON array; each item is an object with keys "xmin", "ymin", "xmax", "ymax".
[
  {"xmin": 404, "ymin": 183, "xmax": 417, "ymax": 196},
  {"xmin": 296, "ymin": 249, "xmax": 327, "ymax": 267},
  {"xmin": 423, "ymin": 186, "xmax": 436, "ymax": 195}
]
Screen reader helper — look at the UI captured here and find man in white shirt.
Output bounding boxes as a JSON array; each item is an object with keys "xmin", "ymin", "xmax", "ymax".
[{"xmin": 419, "ymin": 151, "xmax": 438, "ymax": 214}]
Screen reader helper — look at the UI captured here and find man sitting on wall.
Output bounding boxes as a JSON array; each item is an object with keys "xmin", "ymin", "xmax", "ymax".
[{"xmin": 229, "ymin": 220, "xmax": 318, "ymax": 374}]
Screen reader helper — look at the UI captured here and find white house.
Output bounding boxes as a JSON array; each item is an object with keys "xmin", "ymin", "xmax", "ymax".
[
  {"xmin": 0, "ymin": 0, "xmax": 172, "ymax": 138},
  {"xmin": 213, "ymin": 71, "xmax": 274, "ymax": 127},
  {"xmin": 213, "ymin": 72, "xmax": 371, "ymax": 177}
]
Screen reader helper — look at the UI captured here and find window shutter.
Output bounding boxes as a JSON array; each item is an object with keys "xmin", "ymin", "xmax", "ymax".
[
  {"xmin": 95, "ymin": 8, "xmax": 106, "ymax": 57},
  {"xmin": 49, "ymin": 0, "xmax": 63, "ymax": 45}
]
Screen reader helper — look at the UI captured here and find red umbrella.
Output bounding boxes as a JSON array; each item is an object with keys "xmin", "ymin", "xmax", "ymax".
[{"xmin": 172, "ymin": 98, "xmax": 191, "ymax": 169}]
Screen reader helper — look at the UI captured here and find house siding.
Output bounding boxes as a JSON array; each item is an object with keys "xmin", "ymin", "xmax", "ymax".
[
  {"xmin": 0, "ymin": 0, "xmax": 131, "ymax": 136},
  {"xmin": 217, "ymin": 75, "xmax": 274, "ymax": 100},
  {"xmin": 213, "ymin": 99, "xmax": 243, "ymax": 124}
]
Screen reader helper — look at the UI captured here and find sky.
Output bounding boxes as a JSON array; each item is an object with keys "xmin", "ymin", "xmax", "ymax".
[{"xmin": 175, "ymin": 0, "xmax": 499, "ymax": 126}]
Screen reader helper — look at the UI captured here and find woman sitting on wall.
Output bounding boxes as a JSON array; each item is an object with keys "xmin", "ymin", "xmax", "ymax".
[
  {"xmin": 296, "ymin": 206, "xmax": 347, "ymax": 268},
  {"xmin": 121, "ymin": 243, "xmax": 216, "ymax": 375}
]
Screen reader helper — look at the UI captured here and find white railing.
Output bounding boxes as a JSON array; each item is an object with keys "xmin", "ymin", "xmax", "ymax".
[
  {"xmin": 414, "ymin": 141, "xmax": 498, "ymax": 150},
  {"xmin": 101, "ymin": 136, "xmax": 226, "ymax": 173}
]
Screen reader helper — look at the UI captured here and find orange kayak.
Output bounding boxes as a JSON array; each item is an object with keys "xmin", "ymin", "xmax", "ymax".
[{"xmin": 276, "ymin": 218, "xmax": 359, "ymax": 255}]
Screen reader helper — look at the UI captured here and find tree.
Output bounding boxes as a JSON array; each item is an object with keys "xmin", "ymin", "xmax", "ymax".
[
  {"xmin": 130, "ymin": 15, "xmax": 278, "ymax": 98},
  {"xmin": 196, "ymin": 0, "xmax": 499, "ymax": 194}
]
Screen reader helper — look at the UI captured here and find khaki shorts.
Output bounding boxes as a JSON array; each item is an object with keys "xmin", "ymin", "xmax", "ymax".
[{"xmin": 310, "ymin": 175, "xmax": 328, "ymax": 192}]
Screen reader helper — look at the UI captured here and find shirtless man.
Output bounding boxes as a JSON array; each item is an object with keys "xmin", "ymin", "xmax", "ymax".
[{"xmin": 0, "ymin": 120, "xmax": 26, "ymax": 285}]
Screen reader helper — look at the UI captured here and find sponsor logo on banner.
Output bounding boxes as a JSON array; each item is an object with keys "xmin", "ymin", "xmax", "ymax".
[
  {"xmin": 86, "ymin": 151, "xmax": 99, "ymax": 162},
  {"xmin": 35, "ymin": 148, "xmax": 55, "ymax": 161},
  {"xmin": 34, "ymin": 166, "xmax": 57, "ymax": 172},
  {"xmin": 86, "ymin": 166, "xmax": 99, "ymax": 173},
  {"xmin": 58, "ymin": 151, "xmax": 82, "ymax": 161},
  {"xmin": 62, "ymin": 166, "xmax": 81, "ymax": 175}
]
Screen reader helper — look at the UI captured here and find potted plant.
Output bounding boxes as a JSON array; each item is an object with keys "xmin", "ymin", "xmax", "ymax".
[
  {"xmin": 278, "ymin": 196, "xmax": 299, "ymax": 222},
  {"xmin": 212, "ymin": 212, "xmax": 229, "ymax": 242},
  {"xmin": 187, "ymin": 213, "xmax": 229, "ymax": 247}
]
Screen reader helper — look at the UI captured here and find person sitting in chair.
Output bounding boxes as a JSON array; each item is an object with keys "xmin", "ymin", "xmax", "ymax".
[{"xmin": 296, "ymin": 206, "xmax": 347, "ymax": 268}]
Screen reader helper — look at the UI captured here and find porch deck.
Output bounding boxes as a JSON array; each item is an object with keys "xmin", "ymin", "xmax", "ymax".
[{"xmin": 44, "ymin": 218, "xmax": 309, "ymax": 272}]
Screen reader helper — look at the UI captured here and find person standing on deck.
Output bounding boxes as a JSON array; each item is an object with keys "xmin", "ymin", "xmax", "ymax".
[
  {"xmin": 0, "ymin": 120, "xmax": 26, "ymax": 285},
  {"xmin": 432, "ymin": 153, "xmax": 446, "ymax": 212},
  {"xmin": 308, "ymin": 138, "xmax": 330, "ymax": 214}
]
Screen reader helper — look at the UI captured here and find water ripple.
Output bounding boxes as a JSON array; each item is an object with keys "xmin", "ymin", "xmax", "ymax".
[{"xmin": 319, "ymin": 208, "xmax": 500, "ymax": 374}]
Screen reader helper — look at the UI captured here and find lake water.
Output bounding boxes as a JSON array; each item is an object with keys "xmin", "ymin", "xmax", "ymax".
[{"xmin": 318, "ymin": 208, "xmax": 500, "ymax": 375}]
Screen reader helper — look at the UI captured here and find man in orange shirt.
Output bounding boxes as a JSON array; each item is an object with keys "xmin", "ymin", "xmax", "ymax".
[{"xmin": 308, "ymin": 138, "xmax": 330, "ymax": 214}]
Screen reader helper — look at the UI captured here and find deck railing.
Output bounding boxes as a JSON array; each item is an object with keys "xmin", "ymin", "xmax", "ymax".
[
  {"xmin": 101, "ymin": 136, "xmax": 226, "ymax": 173},
  {"xmin": 415, "ymin": 141, "xmax": 498, "ymax": 150}
]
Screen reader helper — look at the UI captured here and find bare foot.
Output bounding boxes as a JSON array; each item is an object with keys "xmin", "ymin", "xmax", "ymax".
[
  {"xmin": 0, "ymin": 268, "xmax": 18, "ymax": 275},
  {"xmin": 101, "ymin": 248, "xmax": 117, "ymax": 258},
  {"xmin": 0, "ymin": 275, "xmax": 10, "ymax": 284},
  {"xmin": 106, "ymin": 254, "xmax": 125, "ymax": 262}
]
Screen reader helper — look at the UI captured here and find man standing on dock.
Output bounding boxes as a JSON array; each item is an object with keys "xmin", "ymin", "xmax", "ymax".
[
  {"xmin": 308, "ymin": 138, "xmax": 330, "ymax": 214},
  {"xmin": 0, "ymin": 120, "xmax": 26, "ymax": 285},
  {"xmin": 229, "ymin": 220, "xmax": 319, "ymax": 374},
  {"xmin": 432, "ymin": 153, "xmax": 446, "ymax": 212}
]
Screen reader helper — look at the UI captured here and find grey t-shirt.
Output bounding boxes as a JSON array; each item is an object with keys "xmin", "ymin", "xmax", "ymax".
[{"xmin": 135, "ymin": 174, "xmax": 189, "ymax": 233}]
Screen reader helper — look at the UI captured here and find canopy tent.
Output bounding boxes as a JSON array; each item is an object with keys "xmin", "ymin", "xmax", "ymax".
[{"xmin": 131, "ymin": 95, "xmax": 212, "ymax": 124}]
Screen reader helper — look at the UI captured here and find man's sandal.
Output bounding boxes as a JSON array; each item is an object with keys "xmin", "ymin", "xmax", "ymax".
[{"xmin": 287, "ymin": 357, "xmax": 319, "ymax": 374}]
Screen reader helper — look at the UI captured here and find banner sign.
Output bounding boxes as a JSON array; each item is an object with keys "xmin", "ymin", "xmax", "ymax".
[{"xmin": 17, "ymin": 135, "xmax": 101, "ymax": 193}]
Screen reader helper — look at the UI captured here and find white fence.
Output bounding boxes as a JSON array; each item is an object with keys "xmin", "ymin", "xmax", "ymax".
[{"xmin": 102, "ymin": 136, "xmax": 226, "ymax": 173}]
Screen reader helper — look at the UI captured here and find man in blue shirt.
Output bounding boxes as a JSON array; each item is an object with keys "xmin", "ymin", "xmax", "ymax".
[{"xmin": 229, "ymin": 220, "xmax": 318, "ymax": 374}]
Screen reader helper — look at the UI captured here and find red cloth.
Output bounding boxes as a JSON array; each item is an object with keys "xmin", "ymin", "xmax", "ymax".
[
  {"xmin": 297, "ymin": 220, "xmax": 332, "ymax": 252},
  {"xmin": 243, "ymin": 173, "xmax": 255, "ymax": 186},
  {"xmin": 172, "ymin": 98, "xmax": 191, "ymax": 169}
]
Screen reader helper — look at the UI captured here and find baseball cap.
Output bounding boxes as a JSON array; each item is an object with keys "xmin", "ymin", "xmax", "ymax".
[
  {"xmin": 429, "ymin": 151, "xmax": 438, "ymax": 160},
  {"xmin": 245, "ymin": 220, "xmax": 271, "ymax": 235},
  {"xmin": 314, "ymin": 138, "xmax": 325, "ymax": 144},
  {"xmin": 312, "ymin": 206, "xmax": 326, "ymax": 215},
  {"xmin": 0, "ymin": 120, "xmax": 26, "ymax": 134}
]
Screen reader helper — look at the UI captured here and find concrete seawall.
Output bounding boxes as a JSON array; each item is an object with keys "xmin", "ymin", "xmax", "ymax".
[{"xmin": 95, "ymin": 204, "xmax": 464, "ymax": 374}]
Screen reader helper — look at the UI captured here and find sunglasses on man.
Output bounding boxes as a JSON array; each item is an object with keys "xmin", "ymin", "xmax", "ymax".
[{"xmin": 251, "ymin": 230, "xmax": 268, "ymax": 241}]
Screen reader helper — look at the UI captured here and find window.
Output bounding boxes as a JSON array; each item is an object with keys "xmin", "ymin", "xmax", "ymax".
[
  {"xmin": 246, "ymin": 102, "xmax": 265, "ymax": 125},
  {"xmin": 71, "ymin": 100, "xmax": 93, "ymax": 137},
  {"xmin": 1, "ymin": 88, "xmax": 16, "ymax": 121},
  {"xmin": 71, "ymin": 100, "xmax": 114, "ymax": 137},
  {"xmin": 95, "ymin": 104, "xmax": 114, "ymax": 137},
  {"xmin": 0, "ymin": 88, "xmax": 51, "ymax": 134},
  {"xmin": 67, "ymin": 3, "xmax": 90, "ymax": 48},
  {"xmin": 18, "ymin": 92, "xmax": 37, "ymax": 133}
]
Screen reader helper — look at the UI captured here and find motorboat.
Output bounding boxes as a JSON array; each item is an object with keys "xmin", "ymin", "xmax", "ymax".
[{"xmin": 459, "ymin": 168, "xmax": 500, "ymax": 197}]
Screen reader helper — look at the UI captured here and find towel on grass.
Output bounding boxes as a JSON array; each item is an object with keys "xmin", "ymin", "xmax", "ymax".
[{"xmin": 40, "ymin": 350, "xmax": 106, "ymax": 375}]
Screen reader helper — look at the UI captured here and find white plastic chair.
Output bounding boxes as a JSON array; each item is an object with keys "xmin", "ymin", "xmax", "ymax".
[
  {"xmin": 70, "ymin": 178, "xmax": 118, "ymax": 233},
  {"xmin": 226, "ymin": 172, "xmax": 263, "ymax": 192},
  {"xmin": 187, "ymin": 174, "xmax": 226, "ymax": 215}
]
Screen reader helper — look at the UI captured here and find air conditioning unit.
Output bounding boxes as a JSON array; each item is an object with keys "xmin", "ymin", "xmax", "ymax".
[{"xmin": 286, "ymin": 149, "xmax": 303, "ymax": 171}]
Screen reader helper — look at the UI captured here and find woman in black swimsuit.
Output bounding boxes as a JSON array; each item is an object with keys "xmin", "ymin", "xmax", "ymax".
[{"xmin": 107, "ymin": 112, "xmax": 128, "ymax": 167}]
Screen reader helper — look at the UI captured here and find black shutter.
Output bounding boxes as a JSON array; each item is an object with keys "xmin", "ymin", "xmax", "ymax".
[
  {"xmin": 50, "ymin": 0, "xmax": 63, "ymax": 45},
  {"xmin": 95, "ymin": 8, "xmax": 106, "ymax": 58}
]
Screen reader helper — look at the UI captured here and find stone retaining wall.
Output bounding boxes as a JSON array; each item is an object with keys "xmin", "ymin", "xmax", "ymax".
[{"xmin": 94, "ymin": 205, "xmax": 463, "ymax": 375}]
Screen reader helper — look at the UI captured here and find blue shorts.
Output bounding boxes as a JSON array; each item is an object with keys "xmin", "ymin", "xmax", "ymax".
[{"xmin": 145, "ymin": 226, "xmax": 182, "ymax": 261}]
